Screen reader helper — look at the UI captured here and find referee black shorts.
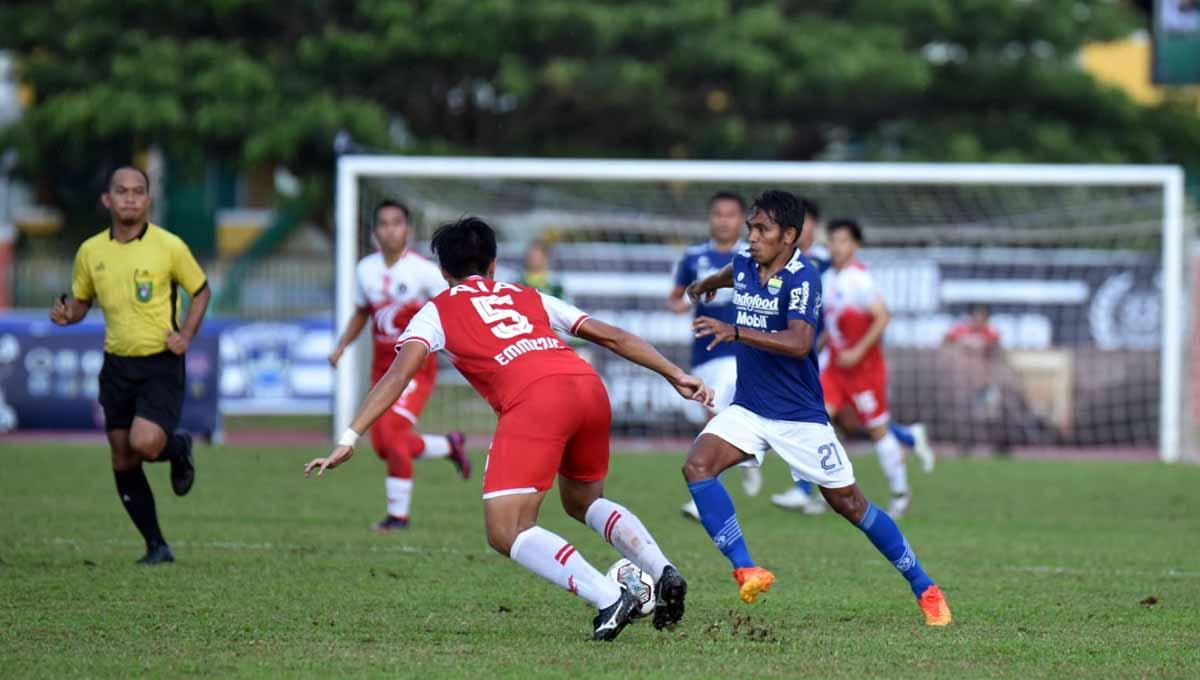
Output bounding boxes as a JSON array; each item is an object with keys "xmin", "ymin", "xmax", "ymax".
[{"xmin": 98, "ymin": 351, "xmax": 185, "ymax": 433}]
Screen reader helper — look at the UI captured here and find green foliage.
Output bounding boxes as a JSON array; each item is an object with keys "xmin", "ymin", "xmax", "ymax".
[{"xmin": 2, "ymin": 0, "xmax": 1198, "ymax": 230}]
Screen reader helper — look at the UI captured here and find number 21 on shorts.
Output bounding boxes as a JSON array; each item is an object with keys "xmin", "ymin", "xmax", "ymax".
[{"xmin": 819, "ymin": 442, "xmax": 845, "ymax": 472}]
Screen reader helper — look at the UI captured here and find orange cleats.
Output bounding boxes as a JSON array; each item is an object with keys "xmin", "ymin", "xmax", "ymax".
[
  {"xmin": 918, "ymin": 585, "xmax": 952, "ymax": 626},
  {"xmin": 732, "ymin": 567, "xmax": 776, "ymax": 604}
]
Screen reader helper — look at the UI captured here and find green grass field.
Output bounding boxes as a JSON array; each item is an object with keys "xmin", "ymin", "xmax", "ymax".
[{"xmin": 2, "ymin": 441, "xmax": 1199, "ymax": 679}]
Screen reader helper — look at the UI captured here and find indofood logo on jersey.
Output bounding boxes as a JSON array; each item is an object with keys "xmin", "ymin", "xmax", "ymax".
[
  {"xmin": 134, "ymin": 270, "xmax": 153, "ymax": 303},
  {"xmin": 733, "ymin": 291, "xmax": 778, "ymax": 329}
]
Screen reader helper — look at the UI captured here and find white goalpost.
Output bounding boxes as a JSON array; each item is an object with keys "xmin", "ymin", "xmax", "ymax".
[{"xmin": 335, "ymin": 156, "xmax": 1189, "ymax": 463}]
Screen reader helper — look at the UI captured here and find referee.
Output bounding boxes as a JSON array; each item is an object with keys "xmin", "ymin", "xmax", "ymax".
[{"xmin": 50, "ymin": 166, "xmax": 211, "ymax": 564}]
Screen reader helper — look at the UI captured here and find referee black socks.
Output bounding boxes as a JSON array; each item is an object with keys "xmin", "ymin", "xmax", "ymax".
[{"xmin": 113, "ymin": 468, "xmax": 165, "ymax": 548}]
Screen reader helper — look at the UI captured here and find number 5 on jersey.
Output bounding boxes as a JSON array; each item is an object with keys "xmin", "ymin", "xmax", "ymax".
[{"xmin": 471, "ymin": 295, "xmax": 534, "ymax": 339}]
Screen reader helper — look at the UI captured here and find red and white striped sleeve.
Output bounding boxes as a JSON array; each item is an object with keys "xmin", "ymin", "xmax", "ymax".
[
  {"xmin": 396, "ymin": 301, "xmax": 446, "ymax": 353},
  {"xmin": 538, "ymin": 292, "xmax": 590, "ymax": 336}
]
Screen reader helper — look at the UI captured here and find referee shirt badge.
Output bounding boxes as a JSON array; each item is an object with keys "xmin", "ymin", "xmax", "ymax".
[{"xmin": 134, "ymin": 271, "xmax": 154, "ymax": 302}]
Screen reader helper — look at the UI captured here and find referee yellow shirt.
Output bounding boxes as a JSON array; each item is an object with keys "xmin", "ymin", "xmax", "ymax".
[{"xmin": 71, "ymin": 223, "xmax": 208, "ymax": 357}]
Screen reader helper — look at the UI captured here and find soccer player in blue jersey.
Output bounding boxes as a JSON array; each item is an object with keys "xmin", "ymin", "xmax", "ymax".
[
  {"xmin": 682, "ymin": 190, "xmax": 951, "ymax": 625},
  {"xmin": 669, "ymin": 192, "xmax": 761, "ymax": 520}
]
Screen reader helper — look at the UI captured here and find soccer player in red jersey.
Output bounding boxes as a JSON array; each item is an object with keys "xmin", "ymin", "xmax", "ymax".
[
  {"xmin": 307, "ymin": 217, "xmax": 711, "ymax": 641},
  {"xmin": 328, "ymin": 201, "xmax": 470, "ymax": 531}
]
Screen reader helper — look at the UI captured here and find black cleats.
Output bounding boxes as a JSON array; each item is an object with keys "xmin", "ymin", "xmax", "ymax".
[
  {"xmin": 372, "ymin": 515, "xmax": 409, "ymax": 532},
  {"xmin": 592, "ymin": 588, "xmax": 639, "ymax": 641},
  {"xmin": 653, "ymin": 565, "xmax": 688, "ymax": 630},
  {"xmin": 136, "ymin": 542, "xmax": 175, "ymax": 565},
  {"xmin": 169, "ymin": 431, "xmax": 195, "ymax": 497}
]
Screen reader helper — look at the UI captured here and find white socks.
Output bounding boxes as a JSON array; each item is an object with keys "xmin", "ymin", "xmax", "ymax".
[
  {"xmin": 585, "ymin": 498, "xmax": 671, "ymax": 582},
  {"xmin": 509, "ymin": 526, "xmax": 621, "ymax": 609},
  {"xmin": 875, "ymin": 431, "xmax": 909, "ymax": 496},
  {"xmin": 421, "ymin": 435, "xmax": 451, "ymax": 458},
  {"xmin": 385, "ymin": 477, "xmax": 413, "ymax": 519}
]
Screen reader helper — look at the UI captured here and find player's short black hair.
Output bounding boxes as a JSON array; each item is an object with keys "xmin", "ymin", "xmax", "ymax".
[
  {"xmin": 708, "ymin": 191, "xmax": 746, "ymax": 211},
  {"xmin": 750, "ymin": 190, "xmax": 806, "ymax": 238},
  {"xmin": 800, "ymin": 198, "xmax": 821, "ymax": 221},
  {"xmin": 968, "ymin": 302, "xmax": 990, "ymax": 316},
  {"xmin": 373, "ymin": 200, "xmax": 411, "ymax": 225},
  {"xmin": 827, "ymin": 218, "xmax": 863, "ymax": 244},
  {"xmin": 431, "ymin": 216, "xmax": 497, "ymax": 278},
  {"xmin": 107, "ymin": 166, "xmax": 150, "ymax": 192}
]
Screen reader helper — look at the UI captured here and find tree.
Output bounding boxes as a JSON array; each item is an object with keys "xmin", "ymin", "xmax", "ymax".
[{"xmin": 2, "ymin": 0, "xmax": 1197, "ymax": 237}]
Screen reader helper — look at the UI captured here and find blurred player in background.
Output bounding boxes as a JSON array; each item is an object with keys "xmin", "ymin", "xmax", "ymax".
[
  {"xmin": 818, "ymin": 219, "xmax": 934, "ymax": 518},
  {"xmin": 669, "ymin": 192, "xmax": 760, "ymax": 521},
  {"xmin": 772, "ymin": 204, "xmax": 934, "ymax": 515},
  {"xmin": 683, "ymin": 190, "xmax": 951, "ymax": 625},
  {"xmin": 51, "ymin": 167, "xmax": 209, "ymax": 564},
  {"xmin": 520, "ymin": 239, "xmax": 565, "ymax": 298},
  {"xmin": 308, "ymin": 217, "xmax": 706, "ymax": 640},
  {"xmin": 945, "ymin": 303, "xmax": 1000, "ymax": 353},
  {"xmin": 328, "ymin": 200, "xmax": 470, "ymax": 531}
]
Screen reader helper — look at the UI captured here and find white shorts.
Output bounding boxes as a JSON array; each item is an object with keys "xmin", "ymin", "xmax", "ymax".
[
  {"xmin": 684, "ymin": 356, "xmax": 738, "ymax": 425},
  {"xmin": 700, "ymin": 404, "xmax": 856, "ymax": 488}
]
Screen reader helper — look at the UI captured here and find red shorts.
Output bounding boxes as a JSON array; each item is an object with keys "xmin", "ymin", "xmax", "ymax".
[
  {"xmin": 482, "ymin": 372, "xmax": 611, "ymax": 499},
  {"xmin": 372, "ymin": 353, "xmax": 439, "ymax": 425},
  {"xmin": 821, "ymin": 363, "xmax": 889, "ymax": 429}
]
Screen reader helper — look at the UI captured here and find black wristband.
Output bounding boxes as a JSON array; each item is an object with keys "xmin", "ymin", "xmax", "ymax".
[{"xmin": 733, "ymin": 325, "xmax": 740, "ymax": 342}]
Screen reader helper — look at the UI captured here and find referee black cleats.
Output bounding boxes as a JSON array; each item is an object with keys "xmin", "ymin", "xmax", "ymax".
[
  {"xmin": 653, "ymin": 565, "xmax": 688, "ymax": 630},
  {"xmin": 592, "ymin": 587, "xmax": 639, "ymax": 642},
  {"xmin": 169, "ymin": 430, "xmax": 195, "ymax": 496},
  {"xmin": 136, "ymin": 542, "xmax": 175, "ymax": 565}
]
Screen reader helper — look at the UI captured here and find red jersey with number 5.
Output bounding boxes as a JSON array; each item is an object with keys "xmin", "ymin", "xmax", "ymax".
[{"xmin": 396, "ymin": 276, "xmax": 596, "ymax": 413}]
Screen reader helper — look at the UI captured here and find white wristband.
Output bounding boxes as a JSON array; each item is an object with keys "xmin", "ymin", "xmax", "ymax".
[{"xmin": 337, "ymin": 428, "xmax": 360, "ymax": 448}]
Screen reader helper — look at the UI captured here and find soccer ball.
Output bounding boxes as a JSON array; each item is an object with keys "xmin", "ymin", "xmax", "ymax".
[{"xmin": 606, "ymin": 559, "xmax": 655, "ymax": 619}]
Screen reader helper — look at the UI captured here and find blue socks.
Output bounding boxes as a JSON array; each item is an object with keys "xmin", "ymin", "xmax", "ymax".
[
  {"xmin": 687, "ymin": 478, "xmax": 754, "ymax": 569},
  {"xmin": 890, "ymin": 422, "xmax": 916, "ymax": 448},
  {"xmin": 794, "ymin": 479, "xmax": 813, "ymax": 494},
  {"xmin": 856, "ymin": 503, "xmax": 935, "ymax": 598}
]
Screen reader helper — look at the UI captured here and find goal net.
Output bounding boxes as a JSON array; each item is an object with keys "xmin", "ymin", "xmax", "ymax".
[{"xmin": 336, "ymin": 158, "xmax": 1191, "ymax": 463}]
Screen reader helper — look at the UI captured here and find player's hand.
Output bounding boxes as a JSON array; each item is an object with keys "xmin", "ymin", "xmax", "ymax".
[
  {"xmin": 671, "ymin": 373, "xmax": 714, "ymax": 407},
  {"xmin": 328, "ymin": 346, "xmax": 345, "ymax": 368},
  {"xmin": 693, "ymin": 316, "xmax": 736, "ymax": 350},
  {"xmin": 166, "ymin": 330, "xmax": 191, "ymax": 355},
  {"xmin": 305, "ymin": 445, "xmax": 354, "ymax": 477},
  {"xmin": 685, "ymin": 281, "xmax": 716, "ymax": 304},
  {"xmin": 49, "ymin": 297, "xmax": 70, "ymax": 326},
  {"xmin": 835, "ymin": 347, "xmax": 863, "ymax": 368}
]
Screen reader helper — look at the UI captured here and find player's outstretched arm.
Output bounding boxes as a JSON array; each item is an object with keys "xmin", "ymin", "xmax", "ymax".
[
  {"xmin": 694, "ymin": 316, "xmax": 815, "ymax": 359},
  {"xmin": 304, "ymin": 340, "xmax": 428, "ymax": 477},
  {"xmin": 329, "ymin": 307, "xmax": 370, "ymax": 367},
  {"xmin": 685, "ymin": 263, "xmax": 734, "ymax": 304},
  {"xmin": 576, "ymin": 318, "xmax": 713, "ymax": 406}
]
